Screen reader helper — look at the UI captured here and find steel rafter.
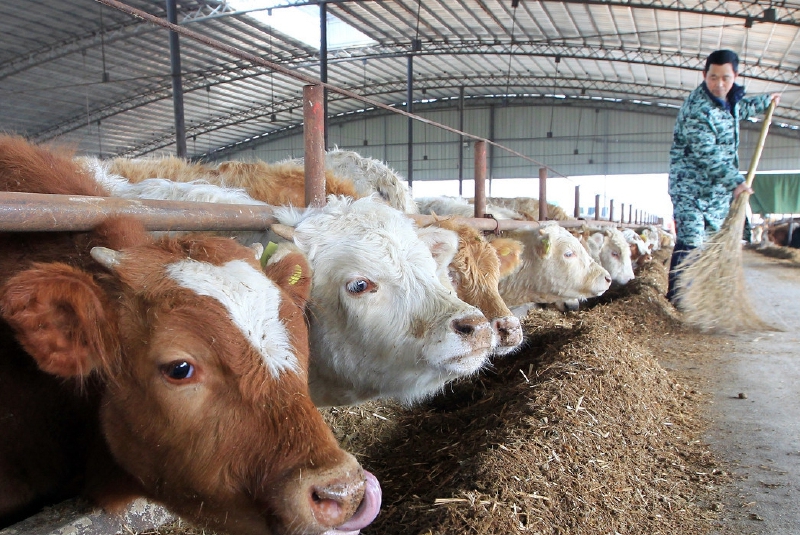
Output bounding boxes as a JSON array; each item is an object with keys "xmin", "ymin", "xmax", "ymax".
[
  {"xmin": 0, "ymin": 19, "xmax": 154, "ymax": 81},
  {"xmin": 553, "ymin": 0, "xmax": 800, "ymax": 27},
  {"xmin": 327, "ymin": 42, "xmax": 800, "ymax": 87}
]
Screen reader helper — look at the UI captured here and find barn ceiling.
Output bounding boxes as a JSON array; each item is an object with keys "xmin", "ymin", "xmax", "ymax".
[{"xmin": 1, "ymin": 0, "xmax": 799, "ymax": 163}]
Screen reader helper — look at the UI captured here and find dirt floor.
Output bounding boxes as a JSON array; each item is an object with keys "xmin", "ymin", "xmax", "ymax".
[
  {"xmin": 143, "ymin": 245, "xmax": 800, "ymax": 535},
  {"xmin": 699, "ymin": 247, "xmax": 800, "ymax": 535}
]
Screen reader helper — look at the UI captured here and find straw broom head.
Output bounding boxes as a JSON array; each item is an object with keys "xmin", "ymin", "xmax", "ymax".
[{"xmin": 673, "ymin": 100, "xmax": 777, "ymax": 334}]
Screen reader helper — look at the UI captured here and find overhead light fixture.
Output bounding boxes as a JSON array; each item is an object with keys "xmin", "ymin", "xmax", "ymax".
[
  {"xmin": 512, "ymin": 0, "xmax": 520, "ymax": 7},
  {"xmin": 745, "ymin": 16, "xmax": 754, "ymax": 28},
  {"xmin": 763, "ymin": 7, "xmax": 776, "ymax": 22}
]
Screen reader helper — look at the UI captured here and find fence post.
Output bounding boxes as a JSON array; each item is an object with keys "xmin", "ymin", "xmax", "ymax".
[
  {"xmin": 539, "ymin": 168, "xmax": 548, "ymax": 220},
  {"xmin": 609, "ymin": 199, "xmax": 614, "ymax": 223},
  {"xmin": 474, "ymin": 140, "xmax": 487, "ymax": 219},
  {"xmin": 574, "ymin": 185, "xmax": 580, "ymax": 218},
  {"xmin": 594, "ymin": 194, "xmax": 600, "ymax": 221},
  {"xmin": 303, "ymin": 84, "xmax": 326, "ymax": 207}
]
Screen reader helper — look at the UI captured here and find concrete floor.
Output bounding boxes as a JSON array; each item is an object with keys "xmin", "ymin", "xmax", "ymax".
[{"xmin": 706, "ymin": 250, "xmax": 800, "ymax": 535}]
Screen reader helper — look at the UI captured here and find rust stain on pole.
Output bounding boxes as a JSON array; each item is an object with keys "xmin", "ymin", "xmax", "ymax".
[
  {"xmin": 538, "ymin": 168, "xmax": 548, "ymax": 221},
  {"xmin": 473, "ymin": 140, "xmax": 487, "ymax": 219},
  {"xmin": 303, "ymin": 84, "xmax": 326, "ymax": 208}
]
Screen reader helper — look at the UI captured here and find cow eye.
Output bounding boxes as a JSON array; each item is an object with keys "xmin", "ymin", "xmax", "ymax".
[
  {"xmin": 564, "ymin": 250, "xmax": 574, "ymax": 258},
  {"xmin": 611, "ymin": 251, "xmax": 620, "ymax": 258},
  {"xmin": 160, "ymin": 360, "xmax": 195, "ymax": 382},
  {"xmin": 346, "ymin": 278, "xmax": 377, "ymax": 295}
]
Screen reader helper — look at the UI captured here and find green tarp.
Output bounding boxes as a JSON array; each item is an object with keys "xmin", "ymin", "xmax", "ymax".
[{"xmin": 750, "ymin": 173, "xmax": 800, "ymax": 214}]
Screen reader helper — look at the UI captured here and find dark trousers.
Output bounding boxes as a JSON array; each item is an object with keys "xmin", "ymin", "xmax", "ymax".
[{"xmin": 666, "ymin": 241, "xmax": 696, "ymax": 303}]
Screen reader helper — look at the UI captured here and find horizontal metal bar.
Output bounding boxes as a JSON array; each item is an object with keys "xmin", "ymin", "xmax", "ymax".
[{"xmin": 0, "ymin": 192, "xmax": 276, "ymax": 232}]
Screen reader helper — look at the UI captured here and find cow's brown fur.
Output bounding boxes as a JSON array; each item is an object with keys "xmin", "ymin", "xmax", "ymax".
[
  {"xmin": 108, "ymin": 156, "xmax": 359, "ymax": 207},
  {"xmin": 0, "ymin": 136, "xmax": 368, "ymax": 535}
]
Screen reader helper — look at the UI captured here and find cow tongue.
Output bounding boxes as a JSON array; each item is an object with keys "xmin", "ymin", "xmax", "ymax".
[{"xmin": 323, "ymin": 470, "xmax": 382, "ymax": 535}]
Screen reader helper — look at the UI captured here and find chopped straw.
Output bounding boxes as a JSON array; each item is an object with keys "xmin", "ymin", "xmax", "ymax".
[{"xmin": 674, "ymin": 100, "xmax": 777, "ymax": 334}]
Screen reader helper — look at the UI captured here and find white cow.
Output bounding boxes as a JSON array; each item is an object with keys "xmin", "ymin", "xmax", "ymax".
[
  {"xmin": 276, "ymin": 196, "xmax": 495, "ymax": 406},
  {"xmin": 585, "ymin": 227, "xmax": 635, "ymax": 286},
  {"xmin": 416, "ymin": 195, "xmax": 523, "ymax": 220},
  {"xmin": 497, "ymin": 223, "xmax": 612, "ymax": 312},
  {"xmin": 285, "ymin": 148, "xmax": 419, "ymax": 214}
]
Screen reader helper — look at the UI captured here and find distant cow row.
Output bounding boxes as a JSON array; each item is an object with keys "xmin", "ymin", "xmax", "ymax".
[{"xmin": 0, "ymin": 136, "xmax": 675, "ymax": 534}]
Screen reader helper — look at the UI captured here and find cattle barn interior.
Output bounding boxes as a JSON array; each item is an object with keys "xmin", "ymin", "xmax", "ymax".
[{"xmin": 2, "ymin": 1, "xmax": 800, "ymax": 534}]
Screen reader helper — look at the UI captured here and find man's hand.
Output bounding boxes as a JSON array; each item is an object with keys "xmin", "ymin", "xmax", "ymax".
[
  {"xmin": 733, "ymin": 182, "xmax": 753, "ymax": 199},
  {"xmin": 771, "ymin": 93, "xmax": 781, "ymax": 106}
]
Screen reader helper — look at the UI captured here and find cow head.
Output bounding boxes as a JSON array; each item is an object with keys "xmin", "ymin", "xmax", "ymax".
[
  {"xmin": 279, "ymin": 196, "xmax": 493, "ymax": 407},
  {"xmin": 585, "ymin": 228, "xmax": 635, "ymax": 286},
  {"xmin": 498, "ymin": 224, "xmax": 612, "ymax": 306},
  {"xmin": 428, "ymin": 219, "xmax": 524, "ymax": 356},
  {"xmin": 0, "ymin": 227, "xmax": 380, "ymax": 535}
]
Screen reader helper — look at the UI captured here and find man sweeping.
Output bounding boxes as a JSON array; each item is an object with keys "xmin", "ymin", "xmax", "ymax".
[{"xmin": 666, "ymin": 49, "xmax": 780, "ymax": 304}]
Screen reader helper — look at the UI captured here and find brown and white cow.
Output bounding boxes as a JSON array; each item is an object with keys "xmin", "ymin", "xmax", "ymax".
[
  {"xmin": 425, "ymin": 218, "xmax": 524, "ymax": 355},
  {"xmin": 87, "ymin": 155, "xmax": 360, "ymax": 207},
  {"xmin": 0, "ymin": 136, "xmax": 380, "ymax": 535}
]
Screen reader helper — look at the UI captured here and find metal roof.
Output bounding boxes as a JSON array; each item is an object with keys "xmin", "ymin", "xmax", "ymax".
[{"xmin": 1, "ymin": 0, "xmax": 798, "ymax": 162}]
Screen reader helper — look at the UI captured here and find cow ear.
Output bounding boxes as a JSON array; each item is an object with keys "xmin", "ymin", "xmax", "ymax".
[
  {"xmin": 263, "ymin": 248, "xmax": 312, "ymax": 309},
  {"xmin": 536, "ymin": 229, "xmax": 553, "ymax": 258},
  {"xmin": 270, "ymin": 223, "xmax": 295, "ymax": 241},
  {"xmin": 588, "ymin": 232, "xmax": 605, "ymax": 248},
  {"xmin": 416, "ymin": 226, "xmax": 458, "ymax": 271},
  {"xmin": 489, "ymin": 238, "xmax": 524, "ymax": 279},
  {"xmin": 0, "ymin": 263, "xmax": 116, "ymax": 378}
]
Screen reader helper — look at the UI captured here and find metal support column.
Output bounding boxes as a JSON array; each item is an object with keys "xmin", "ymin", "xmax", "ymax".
[
  {"xmin": 303, "ymin": 84, "xmax": 326, "ymax": 207},
  {"xmin": 406, "ymin": 54, "xmax": 414, "ymax": 188},
  {"xmin": 319, "ymin": 1, "xmax": 329, "ymax": 150},
  {"xmin": 474, "ymin": 141, "xmax": 487, "ymax": 219},
  {"xmin": 166, "ymin": 0, "xmax": 187, "ymax": 157}
]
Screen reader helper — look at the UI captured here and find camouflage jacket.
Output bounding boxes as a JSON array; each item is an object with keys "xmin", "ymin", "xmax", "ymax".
[{"xmin": 669, "ymin": 82, "xmax": 771, "ymax": 201}]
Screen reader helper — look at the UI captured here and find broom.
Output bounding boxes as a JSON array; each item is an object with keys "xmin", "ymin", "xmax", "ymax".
[{"xmin": 673, "ymin": 99, "xmax": 777, "ymax": 334}]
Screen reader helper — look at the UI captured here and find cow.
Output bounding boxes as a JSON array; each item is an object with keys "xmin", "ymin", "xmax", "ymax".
[
  {"xmin": 483, "ymin": 196, "xmax": 572, "ymax": 221},
  {"xmin": 621, "ymin": 228, "xmax": 653, "ymax": 270},
  {"xmin": 0, "ymin": 136, "xmax": 381, "ymax": 535},
  {"xmin": 496, "ymin": 223, "xmax": 612, "ymax": 312},
  {"xmin": 416, "ymin": 195, "xmax": 523, "ymax": 220},
  {"xmin": 273, "ymin": 196, "xmax": 495, "ymax": 407},
  {"xmin": 584, "ymin": 227, "xmax": 635, "ymax": 286},
  {"xmin": 85, "ymin": 155, "xmax": 360, "ymax": 207},
  {"xmin": 285, "ymin": 148, "xmax": 419, "ymax": 214},
  {"xmin": 424, "ymin": 218, "xmax": 524, "ymax": 355}
]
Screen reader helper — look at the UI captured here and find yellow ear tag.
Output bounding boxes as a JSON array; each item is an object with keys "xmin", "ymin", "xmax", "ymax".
[
  {"xmin": 260, "ymin": 241, "xmax": 279, "ymax": 269},
  {"xmin": 542, "ymin": 237, "xmax": 551, "ymax": 256},
  {"xmin": 288, "ymin": 264, "xmax": 303, "ymax": 286}
]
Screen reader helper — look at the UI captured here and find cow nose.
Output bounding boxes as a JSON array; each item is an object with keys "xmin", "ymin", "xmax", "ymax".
[
  {"xmin": 604, "ymin": 275, "xmax": 612, "ymax": 284},
  {"xmin": 309, "ymin": 474, "xmax": 366, "ymax": 528},
  {"xmin": 451, "ymin": 314, "xmax": 486, "ymax": 337},
  {"xmin": 493, "ymin": 316, "xmax": 523, "ymax": 347}
]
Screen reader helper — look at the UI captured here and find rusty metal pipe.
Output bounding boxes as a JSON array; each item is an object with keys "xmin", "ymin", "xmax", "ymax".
[{"xmin": 0, "ymin": 192, "xmax": 276, "ymax": 232}]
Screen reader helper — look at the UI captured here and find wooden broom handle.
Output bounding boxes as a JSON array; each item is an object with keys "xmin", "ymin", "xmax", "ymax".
[{"xmin": 744, "ymin": 98, "xmax": 777, "ymax": 188}]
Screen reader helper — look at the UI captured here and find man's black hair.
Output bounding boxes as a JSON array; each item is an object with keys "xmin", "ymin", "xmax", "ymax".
[{"xmin": 705, "ymin": 49, "xmax": 739, "ymax": 73}]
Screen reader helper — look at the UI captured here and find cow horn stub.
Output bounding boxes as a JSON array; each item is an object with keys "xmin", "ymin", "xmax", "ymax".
[{"xmin": 90, "ymin": 247, "xmax": 124, "ymax": 270}]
